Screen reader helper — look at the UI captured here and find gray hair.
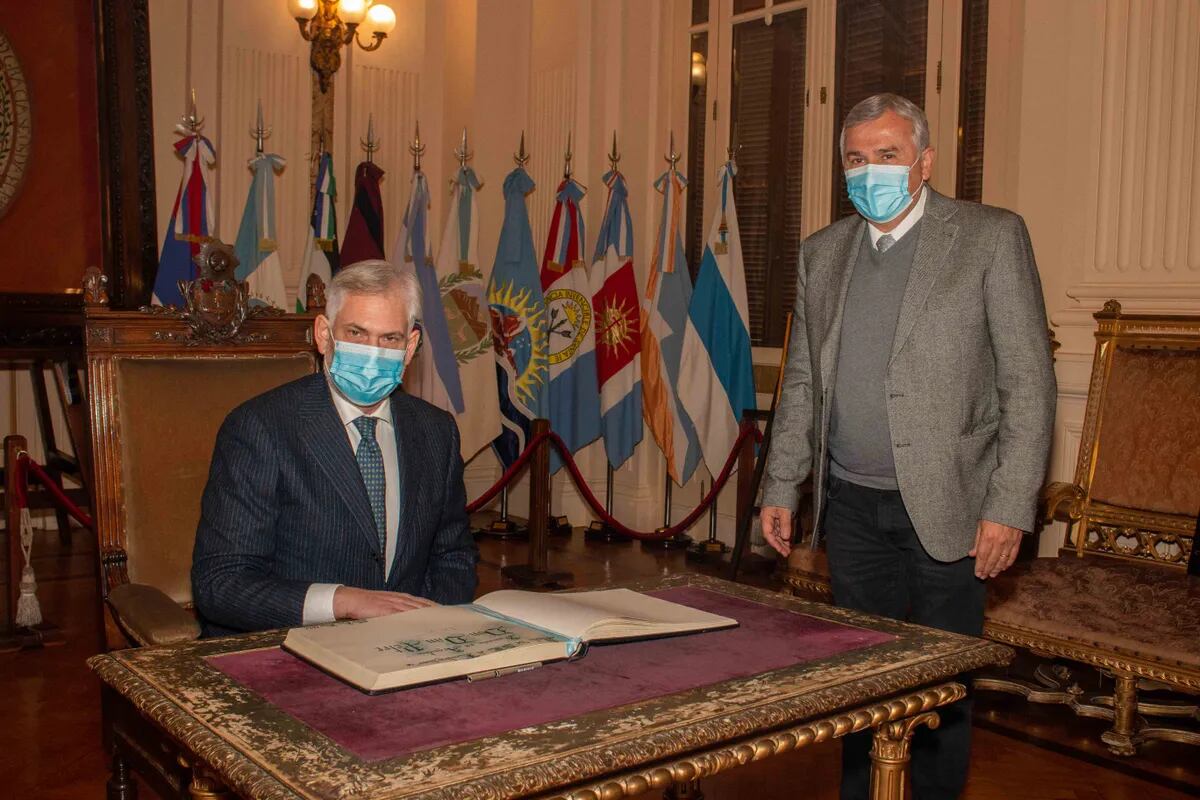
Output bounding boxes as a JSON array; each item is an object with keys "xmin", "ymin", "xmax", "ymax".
[
  {"xmin": 839, "ymin": 93, "xmax": 930, "ymax": 158},
  {"xmin": 325, "ymin": 260, "xmax": 422, "ymax": 329}
]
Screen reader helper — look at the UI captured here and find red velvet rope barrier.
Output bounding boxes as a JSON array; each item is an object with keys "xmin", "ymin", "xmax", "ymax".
[
  {"xmin": 15, "ymin": 453, "xmax": 95, "ymax": 531},
  {"xmin": 467, "ymin": 424, "xmax": 763, "ymax": 541}
]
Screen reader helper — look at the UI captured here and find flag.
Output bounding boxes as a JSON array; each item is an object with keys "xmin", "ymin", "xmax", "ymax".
[
  {"xmin": 641, "ymin": 166, "xmax": 702, "ymax": 485},
  {"xmin": 152, "ymin": 130, "xmax": 216, "ymax": 305},
  {"xmin": 297, "ymin": 151, "xmax": 340, "ymax": 311},
  {"xmin": 679, "ymin": 160, "xmax": 756, "ymax": 472},
  {"xmin": 341, "ymin": 161, "xmax": 385, "ymax": 266},
  {"xmin": 233, "ymin": 152, "xmax": 288, "ymax": 308},
  {"xmin": 487, "ymin": 167, "xmax": 549, "ymax": 468},
  {"xmin": 406, "ymin": 165, "xmax": 500, "ymax": 460},
  {"xmin": 392, "ymin": 168, "xmax": 466, "ymax": 421},
  {"xmin": 538, "ymin": 177, "xmax": 601, "ymax": 471},
  {"xmin": 591, "ymin": 168, "xmax": 643, "ymax": 469}
]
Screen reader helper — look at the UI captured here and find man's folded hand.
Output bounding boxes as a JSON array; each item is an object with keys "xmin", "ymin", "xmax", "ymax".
[{"xmin": 333, "ymin": 586, "xmax": 437, "ymax": 620}]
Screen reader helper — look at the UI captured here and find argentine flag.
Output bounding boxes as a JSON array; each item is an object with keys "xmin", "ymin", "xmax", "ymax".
[
  {"xmin": 679, "ymin": 160, "xmax": 756, "ymax": 473},
  {"xmin": 234, "ymin": 152, "xmax": 288, "ymax": 309}
]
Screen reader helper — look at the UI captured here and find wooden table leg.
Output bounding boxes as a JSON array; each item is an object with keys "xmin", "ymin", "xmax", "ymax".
[
  {"xmin": 868, "ymin": 711, "xmax": 940, "ymax": 800},
  {"xmin": 106, "ymin": 751, "xmax": 138, "ymax": 800}
]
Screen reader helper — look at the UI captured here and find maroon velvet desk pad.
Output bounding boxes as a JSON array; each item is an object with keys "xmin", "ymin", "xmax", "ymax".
[{"xmin": 210, "ymin": 587, "xmax": 895, "ymax": 763}]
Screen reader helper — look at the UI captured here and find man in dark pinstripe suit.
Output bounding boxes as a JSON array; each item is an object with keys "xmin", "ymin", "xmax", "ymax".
[{"xmin": 192, "ymin": 261, "xmax": 478, "ymax": 636}]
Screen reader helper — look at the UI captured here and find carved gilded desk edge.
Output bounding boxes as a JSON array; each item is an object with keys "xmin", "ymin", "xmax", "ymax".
[{"xmin": 539, "ymin": 683, "xmax": 967, "ymax": 800}]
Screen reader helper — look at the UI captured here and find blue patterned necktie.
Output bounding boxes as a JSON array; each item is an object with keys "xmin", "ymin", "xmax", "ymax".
[{"xmin": 352, "ymin": 416, "xmax": 387, "ymax": 557}]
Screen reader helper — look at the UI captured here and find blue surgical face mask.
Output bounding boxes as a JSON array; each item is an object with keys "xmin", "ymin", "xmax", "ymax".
[
  {"xmin": 327, "ymin": 339, "xmax": 407, "ymax": 407},
  {"xmin": 844, "ymin": 155, "xmax": 922, "ymax": 224}
]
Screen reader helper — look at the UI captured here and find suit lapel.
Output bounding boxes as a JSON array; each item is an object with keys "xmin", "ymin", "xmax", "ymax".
[
  {"xmin": 386, "ymin": 393, "xmax": 416, "ymax": 587},
  {"xmin": 888, "ymin": 191, "xmax": 959, "ymax": 364},
  {"xmin": 819, "ymin": 219, "xmax": 867, "ymax": 384},
  {"xmin": 300, "ymin": 377, "xmax": 383, "ymax": 555}
]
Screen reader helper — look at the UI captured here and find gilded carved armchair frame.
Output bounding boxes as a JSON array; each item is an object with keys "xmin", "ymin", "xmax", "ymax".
[{"xmin": 83, "ymin": 262, "xmax": 323, "ymax": 651}]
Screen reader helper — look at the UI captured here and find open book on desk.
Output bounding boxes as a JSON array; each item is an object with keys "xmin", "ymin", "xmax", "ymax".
[{"xmin": 282, "ymin": 588, "xmax": 738, "ymax": 694}]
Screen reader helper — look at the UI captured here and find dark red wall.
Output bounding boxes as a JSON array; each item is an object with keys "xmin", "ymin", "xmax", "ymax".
[{"xmin": 0, "ymin": 0, "xmax": 102, "ymax": 294}]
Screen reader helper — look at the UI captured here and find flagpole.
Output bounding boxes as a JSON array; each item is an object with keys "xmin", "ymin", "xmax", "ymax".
[
  {"xmin": 585, "ymin": 462, "xmax": 631, "ymax": 543},
  {"xmin": 642, "ymin": 460, "xmax": 692, "ymax": 551}
]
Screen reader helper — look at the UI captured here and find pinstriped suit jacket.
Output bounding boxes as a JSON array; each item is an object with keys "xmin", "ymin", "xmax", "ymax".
[{"xmin": 191, "ymin": 373, "xmax": 478, "ymax": 636}]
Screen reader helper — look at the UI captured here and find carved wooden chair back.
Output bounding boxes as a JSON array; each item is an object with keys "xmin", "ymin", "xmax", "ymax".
[
  {"xmin": 82, "ymin": 251, "xmax": 323, "ymax": 647},
  {"xmin": 1059, "ymin": 301, "xmax": 1200, "ymax": 568}
]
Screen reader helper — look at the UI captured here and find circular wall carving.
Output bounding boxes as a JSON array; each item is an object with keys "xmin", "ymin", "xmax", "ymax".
[{"xmin": 0, "ymin": 28, "xmax": 31, "ymax": 220}]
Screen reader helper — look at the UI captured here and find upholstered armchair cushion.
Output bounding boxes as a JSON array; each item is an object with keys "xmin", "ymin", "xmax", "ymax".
[
  {"xmin": 115, "ymin": 355, "xmax": 316, "ymax": 604},
  {"xmin": 987, "ymin": 557, "xmax": 1200, "ymax": 669},
  {"xmin": 1088, "ymin": 347, "xmax": 1200, "ymax": 517},
  {"xmin": 107, "ymin": 582, "xmax": 201, "ymax": 646}
]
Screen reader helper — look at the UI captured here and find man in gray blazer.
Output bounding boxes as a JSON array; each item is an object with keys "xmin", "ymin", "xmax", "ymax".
[
  {"xmin": 192, "ymin": 261, "xmax": 478, "ymax": 637},
  {"xmin": 760, "ymin": 94, "xmax": 1055, "ymax": 799}
]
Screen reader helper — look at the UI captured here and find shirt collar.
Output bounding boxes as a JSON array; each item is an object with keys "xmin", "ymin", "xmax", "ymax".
[
  {"xmin": 867, "ymin": 184, "xmax": 928, "ymax": 248},
  {"xmin": 328, "ymin": 377, "xmax": 394, "ymax": 430}
]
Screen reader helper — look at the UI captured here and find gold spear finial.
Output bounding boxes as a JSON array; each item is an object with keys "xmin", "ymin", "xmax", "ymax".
[
  {"xmin": 361, "ymin": 114, "xmax": 380, "ymax": 163},
  {"xmin": 514, "ymin": 130, "xmax": 530, "ymax": 168},
  {"xmin": 664, "ymin": 130, "xmax": 681, "ymax": 170},
  {"xmin": 563, "ymin": 131, "xmax": 574, "ymax": 179},
  {"xmin": 608, "ymin": 130, "xmax": 621, "ymax": 171},
  {"xmin": 181, "ymin": 88, "xmax": 204, "ymax": 134},
  {"xmin": 454, "ymin": 127, "xmax": 472, "ymax": 168},
  {"xmin": 409, "ymin": 120, "xmax": 425, "ymax": 171},
  {"xmin": 251, "ymin": 99, "xmax": 271, "ymax": 156}
]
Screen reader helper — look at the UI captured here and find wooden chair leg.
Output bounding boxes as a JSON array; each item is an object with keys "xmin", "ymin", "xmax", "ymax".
[
  {"xmin": 1101, "ymin": 671, "xmax": 1142, "ymax": 756},
  {"xmin": 106, "ymin": 750, "xmax": 138, "ymax": 800}
]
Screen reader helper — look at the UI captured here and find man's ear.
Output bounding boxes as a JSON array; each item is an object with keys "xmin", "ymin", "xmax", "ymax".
[
  {"xmin": 314, "ymin": 314, "xmax": 332, "ymax": 357},
  {"xmin": 405, "ymin": 325, "xmax": 422, "ymax": 366},
  {"xmin": 919, "ymin": 147, "xmax": 935, "ymax": 182}
]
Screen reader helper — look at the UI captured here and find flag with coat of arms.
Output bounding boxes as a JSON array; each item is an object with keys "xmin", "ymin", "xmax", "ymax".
[
  {"xmin": 487, "ymin": 166, "xmax": 549, "ymax": 468},
  {"xmin": 296, "ymin": 151, "xmax": 340, "ymax": 310},
  {"xmin": 590, "ymin": 167, "xmax": 643, "ymax": 469},
  {"xmin": 641, "ymin": 163, "xmax": 702, "ymax": 485},
  {"xmin": 233, "ymin": 151, "xmax": 288, "ymax": 308},
  {"xmin": 539, "ymin": 175, "xmax": 601, "ymax": 471},
  {"xmin": 152, "ymin": 122, "xmax": 217, "ymax": 306},
  {"xmin": 405, "ymin": 162, "xmax": 500, "ymax": 461},
  {"xmin": 678, "ymin": 159, "xmax": 756, "ymax": 473}
]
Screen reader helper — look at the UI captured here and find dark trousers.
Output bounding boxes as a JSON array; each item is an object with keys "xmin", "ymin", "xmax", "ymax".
[{"xmin": 823, "ymin": 475, "xmax": 985, "ymax": 800}]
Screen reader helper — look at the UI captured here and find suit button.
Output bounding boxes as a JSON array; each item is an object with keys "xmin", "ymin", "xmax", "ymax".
[
  {"xmin": 888, "ymin": 392, "xmax": 905, "ymax": 398},
  {"xmin": 894, "ymin": 442, "xmax": 910, "ymax": 448}
]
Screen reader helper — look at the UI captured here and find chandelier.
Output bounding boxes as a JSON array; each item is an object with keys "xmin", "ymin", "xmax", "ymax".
[{"xmin": 288, "ymin": 0, "xmax": 397, "ymax": 93}]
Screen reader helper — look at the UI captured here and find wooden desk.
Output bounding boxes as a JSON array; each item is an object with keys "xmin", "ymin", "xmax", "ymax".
[{"xmin": 88, "ymin": 575, "xmax": 1010, "ymax": 800}]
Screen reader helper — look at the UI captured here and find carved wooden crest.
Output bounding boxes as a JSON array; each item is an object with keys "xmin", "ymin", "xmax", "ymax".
[{"xmin": 142, "ymin": 239, "xmax": 281, "ymax": 344}]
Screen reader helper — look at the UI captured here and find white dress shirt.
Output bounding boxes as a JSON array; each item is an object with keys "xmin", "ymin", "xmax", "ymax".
[
  {"xmin": 867, "ymin": 183, "xmax": 928, "ymax": 249},
  {"xmin": 302, "ymin": 384, "xmax": 401, "ymax": 624}
]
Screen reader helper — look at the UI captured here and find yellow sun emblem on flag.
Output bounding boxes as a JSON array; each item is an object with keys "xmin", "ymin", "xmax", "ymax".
[
  {"xmin": 488, "ymin": 281, "xmax": 548, "ymax": 405},
  {"xmin": 596, "ymin": 296, "xmax": 637, "ymax": 358}
]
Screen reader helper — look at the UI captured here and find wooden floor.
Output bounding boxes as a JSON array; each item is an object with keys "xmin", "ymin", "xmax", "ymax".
[{"xmin": 4, "ymin": 519, "xmax": 1198, "ymax": 799}]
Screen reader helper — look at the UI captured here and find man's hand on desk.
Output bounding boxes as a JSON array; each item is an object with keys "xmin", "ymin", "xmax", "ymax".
[
  {"xmin": 760, "ymin": 506, "xmax": 794, "ymax": 557},
  {"xmin": 333, "ymin": 587, "xmax": 437, "ymax": 620}
]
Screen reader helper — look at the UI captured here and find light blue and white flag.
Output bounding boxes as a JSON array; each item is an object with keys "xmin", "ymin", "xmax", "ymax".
[
  {"xmin": 679, "ymin": 160, "xmax": 756, "ymax": 473},
  {"xmin": 393, "ymin": 168, "xmax": 466, "ymax": 415},
  {"xmin": 539, "ymin": 177, "xmax": 601, "ymax": 471},
  {"xmin": 234, "ymin": 152, "xmax": 288, "ymax": 308}
]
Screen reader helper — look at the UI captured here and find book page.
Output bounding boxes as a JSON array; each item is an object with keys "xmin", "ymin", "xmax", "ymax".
[
  {"xmin": 475, "ymin": 588, "xmax": 736, "ymax": 641},
  {"xmin": 283, "ymin": 605, "xmax": 570, "ymax": 689}
]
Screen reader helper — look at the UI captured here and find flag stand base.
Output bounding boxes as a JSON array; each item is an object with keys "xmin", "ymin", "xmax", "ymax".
[
  {"xmin": 641, "ymin": 531, "xmax": 693, "ymax": 551},
  {"xmin": 0, "ymin": 623, "xmax": 65, "ymax": 653},
  {"xmin": 549, "ymin": 515, "xmax": 573, "ymax": 537},
  {"xmin": 585, "ymin": 520, "xmax": 632, "ymax": 543},
  {"xmin": 501, "ymin": 564, "xmax": 573, "ymax": 589},
  {"xmin": 686, "ymin": 538, "xmax": 729, "ymax": 562},
  {"xmin": 474, "ymin": 515, "xmax": 529, "ymax": 540}
]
